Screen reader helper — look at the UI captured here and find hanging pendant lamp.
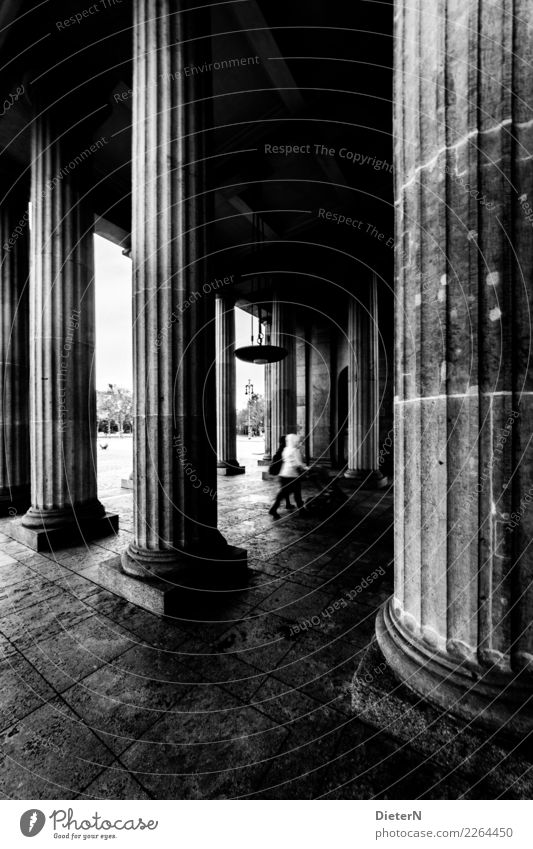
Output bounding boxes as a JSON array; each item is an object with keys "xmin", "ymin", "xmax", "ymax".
[
  {"xmin": 235, "ymin": 216, "xmax": 288, "ymax": 365},
  {"xmin": 235, "ymin": 303, "xmax": 288, "ymax": 364}
]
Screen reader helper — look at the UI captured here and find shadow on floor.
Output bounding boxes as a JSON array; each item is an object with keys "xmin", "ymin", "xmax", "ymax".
[{"xmin": 0, "ymin": 478, "xmax": 530, "ymax": 799}]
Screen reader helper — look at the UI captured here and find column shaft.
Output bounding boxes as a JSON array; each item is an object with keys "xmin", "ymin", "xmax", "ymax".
[
  {"xmin": 0, "ymin": 189, "xmax": 30, "ymax": 514},
  {"xmin": 308, "ymin": 322, "xmax": 333, "ymax": 464},
  {"xmin": 216, "ymin": 296, "xmax": 244, "ymax": 475},
  {"xmin": 122, "ymin": 0, "xmax": 245, "ymax": 578},
  {"xmin": 261, "ymin": 362, "xmax": 272, "ymax": 462},
  {"xmin": 376, "ymin": 0, "xmax": 533, "ymax": 734},
  {"xmin": 19, "ymin": 109, "xmax": 108, "ymax": 538},
  {"xmin": 270, "ymin": 297, "xmax": 297, "ymax": 452},
  {"xmin": 345, "ymin": 277, "xmax": 385, "ymax": 485}
]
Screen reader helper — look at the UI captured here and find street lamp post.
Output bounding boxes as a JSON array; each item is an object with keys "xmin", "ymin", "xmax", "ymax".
[{"xmin": 244, "ymin": 379, "xmax": 257, "ymax": 440}]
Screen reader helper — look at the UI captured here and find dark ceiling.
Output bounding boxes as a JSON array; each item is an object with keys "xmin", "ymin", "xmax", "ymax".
[{"xmin": 0, "ymin": 0, "xmax": 394, "ymax": 313}]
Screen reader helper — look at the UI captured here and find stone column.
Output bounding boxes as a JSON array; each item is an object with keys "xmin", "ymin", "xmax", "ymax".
[
  {"xmin": 12, "ymin": 108, "xmax": 117, "ymax": 551},
  {"xmin": 216, "ymin": 295, "xmax": 244, "ymax": 475},
  {"xmin": 120, "ymin": 250, "xmax": 134, "ymax": 490},
  {"xmin": 259, "ymin": 361, "xmax": 272, "ymax": 464},
  {"xmin": 295, "ymin": 320, "xmax": 308, "ymax": 452},
  {"xmin": 375, "ymin": 0, "xmax": 533, "ymax": 734},
  {"xmin": 270, "ymin": 296, "xmax": 297, "ymax": 452},
  {"xmin": 0, "ymin": 186, "xmax": 30, "ymax": 515},
  {"xmin": 345, "ymin": 276, "xmax": 386, "ymax": 486},
  {"xmin": 116, "ymin": 0, "xmax": 246, "ymax": 590},
  {"xmin": 308, "ymin": 322, "xmax": 333, "ymax": 466}
]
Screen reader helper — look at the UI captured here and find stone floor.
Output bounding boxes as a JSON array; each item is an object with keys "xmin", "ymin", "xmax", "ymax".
[{"xmin": 0, "ymin": 438, "xmax": 531, "ymax": 799}]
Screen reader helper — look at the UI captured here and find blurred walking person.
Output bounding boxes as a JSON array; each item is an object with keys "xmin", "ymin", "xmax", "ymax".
[
  {"xmin": 269, "ymin": 433, "xmax": 308, "ymax": 520},
  {"xmin": 268, "ymin": 435, "xmax": 294, "ymax": 510}
]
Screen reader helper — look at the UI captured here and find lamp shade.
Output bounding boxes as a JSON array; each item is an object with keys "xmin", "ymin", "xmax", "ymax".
[{"xmin": 235, "ymin": 344, "xmax": 288, "ymax": 364}]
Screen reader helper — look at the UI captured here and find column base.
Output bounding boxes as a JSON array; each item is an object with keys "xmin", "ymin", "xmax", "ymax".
[
  {"xmin": 121, "ymin": 471, "xmax": 134, "ymax": 489},
  {"xmin": 100, "ymin": 543, "xmax": 248, "ymax": 615},
  {"xmin": 257, "ymin": 457, "xmax": 272, "ymax": 466},
  {"xmin": 343, "ymin": 469, "xmax": 389, "ymax": 489},
  {"xmin": 376, "ymin": 599, "xmax": 533, "ymax": 737},
  {"xmin": 8, "ymin": 510, "xmax": 119, "ymax": 552},
  {"xmin": 217, "ymin": 462, "xmax": 246, "ymax": 476}
]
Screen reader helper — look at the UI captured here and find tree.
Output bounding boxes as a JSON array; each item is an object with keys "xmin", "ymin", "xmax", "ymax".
[
  {"xmin": 236, "ymin": 393, "xmax": 264, "ymax": 436},
  {"xmin": 97, "ymin": 385, "xmax": 133, "ymax": 436}
]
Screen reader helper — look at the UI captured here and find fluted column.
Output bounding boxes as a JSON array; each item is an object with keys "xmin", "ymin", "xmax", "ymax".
[
  {"xmin": 260, "ymin": 362, "xmax": 272, "ymax": 463},
  {"xmin": 121, "ymin": 0, "xmax": 245, "ymax": 579},
  {"xmin": 0, "ymin": 187, "xmax": 30, "ymax": 515},
  {"xmin": 375, "ymin": 0, "xmax": 533, "ymax": 734},
  {"xmin": 270, "ymin": 296, "xmax": 297, "ymax": 451},
  {"xmin": 216, "ymin": 295, "xmax": 244, "ymax": 475},
  {"xmin": 13, "ymin": 107, "xmax": 115, "ymax": 548},
  {"xmin": 345, "ymin": 276, "xmax": 385, "ymax": 486}
]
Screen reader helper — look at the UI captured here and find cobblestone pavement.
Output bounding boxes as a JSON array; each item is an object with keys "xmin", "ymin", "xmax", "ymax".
[{"xmin": 0, "ymin": 439, "xmax": 530, "ymax": 799}]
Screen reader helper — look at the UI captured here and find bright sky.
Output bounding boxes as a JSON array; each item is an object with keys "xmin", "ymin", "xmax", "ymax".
[
  {"xmin": 94, "ymin": 234, "xmax": 133, "ymax": 391},
  {"xmin": 235, "ymin": 309, "xmax": 265, "ymax": 409},
  {"xmin": 94, "ymin": 235, "xmax": 264, "ymax": 408}
]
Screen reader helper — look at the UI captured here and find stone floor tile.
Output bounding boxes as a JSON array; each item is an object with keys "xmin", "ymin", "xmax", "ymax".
[
  {"xmin": 0, "ymin": 642, "xmax": 56, "ymax": 732},
  {"xmin": 352, "ymin": 642, "xmax": 533, "ymax": 800},
  {"xmin": 251, "ymin": 716, "xmax": 373, "ymax": 799},
  {"xmin": 271, "ymin": 629, "xmax": 366, "ymax": 714},
  {"xmin": 0, "ymin": 575, "xmax": 66, "ymax": 617},
  {"xmin": 0, "ymin": 559, "xmax": 39, "ymax": 590},
  {"xmin": 118, "ymin": 687, "xmax": 289, "ymax": 799},
  {"xmin": 51, "ymin": 566, "xmax": 107, "ymax": 599},
  {"xmin": 15, "ymin": 553, "xmax": 68, "ymax": 582},
  {"xmin": 256, "ymin": 580, "xmax": 338, "ymax": 620},
  {"xmin": 94, "ymin": 530, "xmax": 134, "ymax": 555},
  {"xmin": 21, "ymin": 614, "xmax": 135, "ymax": 692},
  {"xmin": 314, "ymin": 734, "xmax": 477, "ymax": 800},
  {"xmin": 0, "ymin": 697, "xmax": 115, "ymax": 799},
  {"xmin": 0, "ymin": 538, "xmax": 34, "ymax": 558},
  {"xmin": 0, "ymin": 595, "xmax": 97, "ymax": 656},
  {"xmin": 61, "ymin": 660, "xmax": 188, "ymax": 756},
  {"xmin": 78, "ymin": 763, "xmax": 152, "ymax": 799},
  {"xmin": 0, "ymin": 460, "xmax": 527, "ymax": 801},
  {"xmin": 178, "ymin": 645, "xmax": 269, "ymax": 702},
  {"xmin": 211, "ymin": 611, "xmax": 296, "ymax": 675},
  {"xmin": 246, "ymin": 674, "xmax": 348, "ymax": 723},
  {"xmin": 82, "ymin": 590, "xmax": 192, "ymax": 650}
]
